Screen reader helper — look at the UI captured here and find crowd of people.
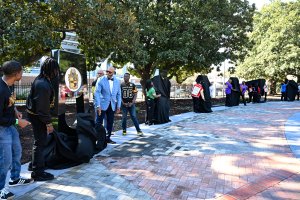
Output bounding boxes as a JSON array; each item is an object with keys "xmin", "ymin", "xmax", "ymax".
[
  {"xmin": 1, "ymin": 58, "xmax": 300, "ymax": 199},
  {"xmin": 0, "ymin": 58, "xmax": 174, "ymax": 199},
  {"xmin": 93, "ymin": 67, "xmax": 172, "ymax": 144}
]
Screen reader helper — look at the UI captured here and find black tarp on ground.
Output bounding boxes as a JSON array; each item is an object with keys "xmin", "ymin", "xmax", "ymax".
[
  {"xmin": 152, "ymin": 75, "xmax": 171, "ymax": 124},
  {"xmin": 230, "ymin": 77, "xmax": 240, "ymax": 106},
  {"xmin": 43, "ymin": 113, "xmax": 106, "ymax": 169},
  {"xmin": 286, "ymin": 80, "xmax": 298, "ymax": 101},
  {"xmin": 193, "ymin": 75, "xmax": 212, "ymax": 113},
  {"xmin": 245, "ymin": 79, "xmax": 265, "ymax": 103}
]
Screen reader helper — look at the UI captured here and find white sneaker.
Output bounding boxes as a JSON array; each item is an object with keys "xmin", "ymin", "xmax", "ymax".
[{"xmin": 0, "ymin": 188, "xmax": 14, "ymax": 200}]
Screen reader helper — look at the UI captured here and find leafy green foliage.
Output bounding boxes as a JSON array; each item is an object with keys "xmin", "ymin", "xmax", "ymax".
[
  {"xmin": 75, "ymin": 0, "xmax": 139, "ymax": 70},
  {"xmin": 110, "ymin": 0, "xmax": 255, "ymax": 84},
  {"xmin": 1, "ymin": 0, "xmax": 254, "ymax": 87},
  {"xmin": 236, "ymin": 0, "xmax": 300, "ymax": 82},
  {"xmin": 0, "ymin": 0, "xmax": 62, "ymax": 65},
  {"xmin": 0, "ymin": 0, "xmax": 137, "ymax": 68}
]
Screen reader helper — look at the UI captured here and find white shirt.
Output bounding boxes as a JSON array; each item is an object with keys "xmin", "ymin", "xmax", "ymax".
[
  {"xmin": 109, "ymin": 79, "xmax": 113, "ymax": 93},
  {"xmin": 264, "ymin": 85, "xmax": 268, "ymax": 93}
]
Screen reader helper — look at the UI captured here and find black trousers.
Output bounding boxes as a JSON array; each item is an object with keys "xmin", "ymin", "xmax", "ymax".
[
  {"xmin": 27, "ymin": 113, "xmax": 48, "ymax": 173},
  {"xmin": 264, "ymin": 93, "xmax": 267, "ymax": 102},
  {"xmin": 146, "ymin": 99, "xmax": 155, "ymax": 123},
  {"xmin": 281, "ymin": 92, "xmax": 286, "ymax": 101},
  {"xmin": 248, "ymin": 92, "xmax": 253, "ymax": 103},
  {"xmin": 241, "ymin": 94, "xmax": 247, "ymax": 105},
  {"xmin": 96, "ymin": 103, "xmax": 115, "ymax": 140},
  {"xmin": 225, "ymin": 93, "xmax": 232, "ymax": 107}
]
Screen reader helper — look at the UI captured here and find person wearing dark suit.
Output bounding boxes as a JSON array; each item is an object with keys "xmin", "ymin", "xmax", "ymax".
[{"xmin": 94, "ymin": 66, "xmax": 121, "ymax": 144}]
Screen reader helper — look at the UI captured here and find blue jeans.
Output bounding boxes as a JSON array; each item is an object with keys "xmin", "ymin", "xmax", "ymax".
[
  {"xmin": 0, "ymin": 126, "xmax": 22, "ymax": 190},
  {"xmin": 121, "ymin": 104, "xmax": 141, "ymax": 132}
]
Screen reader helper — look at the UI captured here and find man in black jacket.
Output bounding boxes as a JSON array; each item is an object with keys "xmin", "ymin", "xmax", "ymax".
[
  {"xmin": 27, "ymin": 58, "xmax": 59, "ymax": 181},
  {"xmin": 0, "ymin": 61, "xmax": 33, "ymax": 200}
]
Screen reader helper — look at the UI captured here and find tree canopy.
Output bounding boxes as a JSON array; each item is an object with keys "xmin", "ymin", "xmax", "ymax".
[
  {"xmin": 0, "ymin": 0, "xmax": 137, "ymax": 67},
  {"xmin": 236, "ymin": 0, "xmax": 300, "ymax": 82},
  {"xmin": 0, "ymin": 0, "xmax": 62, "ymax": 64},
  {"xmin": 113, "ymin": 0, "xmax": 255, "ymax": 84},
  {"xmin": 1, "ymin": 0, "xmax": 255, "ymax": 85}
]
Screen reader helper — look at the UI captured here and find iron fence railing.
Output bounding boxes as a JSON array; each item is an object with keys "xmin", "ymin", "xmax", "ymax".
[{"xmin": 13, "ymin": 83, "xmax": 223, "ymax": 105}]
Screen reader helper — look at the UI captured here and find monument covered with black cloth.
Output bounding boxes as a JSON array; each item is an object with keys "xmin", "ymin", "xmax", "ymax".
[
  {"xmin": 38, "ymin": 50, "xmax": 107, "ymax": 169},
  {"xmin": 152, "ymin": 70, "xmax": 171, "ymax": 124},
  {"xmin": 230, "ymin": 77, "xmax": 240, "ymax": 106},
  {"xmin": 246, "ymin": 79, "xmax": 265, "ymax": 103},
  {"xmin": 286, "ymin": 80, "xmax": 298, "ymax": 101},
  {"xmin": 192, "ymin": 75, "xmax": 212, "ymax": 113}
]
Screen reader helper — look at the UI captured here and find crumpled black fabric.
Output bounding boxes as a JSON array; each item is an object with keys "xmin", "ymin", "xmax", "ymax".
[{"xmin": 43, "ymin": 113, "xmax": 106, "ymax": 169}]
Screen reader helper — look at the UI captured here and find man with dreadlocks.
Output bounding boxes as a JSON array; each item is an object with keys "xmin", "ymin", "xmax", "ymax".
[{"xmin": 26, "ymin": 57, "xmax": 59, "ymax": 181}]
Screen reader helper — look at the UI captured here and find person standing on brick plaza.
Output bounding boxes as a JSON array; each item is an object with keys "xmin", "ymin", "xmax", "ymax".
[
  {"xmin": 26, "ymin": 58, "xmax": 59, "ymax": 181},
  {"xmin": 225, "ymin": 78, "xmax": 233, "ymax": 107},
  {"xmin": 145, "ymin": 79, "xmax": 161, "ymax": 125},
  {"xmin": 297, "ymin": 83, "xmax": 300, "ymax": 101},
  {"xmin": 0, "ymin": 61, "xmax": 33, "ymax": 200},
  {"xmin": 91, "ymin": 69, "xmax": 104, "ymax": 95},
  {"xmin": 280, "ymin": 82, "xmax": 287, "ymax": 101},
  {"xmin": 263, "ymin": 83, "xmax": 268, "ymax": 102},
  {"xmin": 91, "ymin": 69, "xmax": 106, "ymax": 127},
  {"xmin": 95, "ymin": 66, "xmax": 121, "ymax": 144},
  {"xmin": 240, "ymin": 81, "xmax": 248, "ymax": 106},
  {"xmin": 120, "ymin": 73, "xmax": 143, "ymax": 136}
]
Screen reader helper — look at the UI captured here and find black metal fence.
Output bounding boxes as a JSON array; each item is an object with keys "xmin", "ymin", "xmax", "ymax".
[
  {"xmin": 14, "ymin": 83, "xmax": 31, "ymax": 105},
  {"xmin": 13, "ymin": 83, "xmax": 193, "ymax": 105}
]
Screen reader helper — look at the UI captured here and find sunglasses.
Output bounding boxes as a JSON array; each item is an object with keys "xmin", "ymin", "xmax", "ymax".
[{"xmin": 106, "ymin": 70, "xmax": 113, "ymax": 74}]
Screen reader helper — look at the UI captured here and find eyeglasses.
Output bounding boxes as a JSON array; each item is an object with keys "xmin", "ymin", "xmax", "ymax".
[
  {"xmin": 97, "ymin": 73, "xmax": 103, "ymax": 75},
  {"xmin": 106, "ymin": 70, "xmax": 113, "ymax": 74}
]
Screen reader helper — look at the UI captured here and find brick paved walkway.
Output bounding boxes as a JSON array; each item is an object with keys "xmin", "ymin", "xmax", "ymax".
[{"xmin": 13, "ymin": 101, "xmax": 300, "ymax": 199}]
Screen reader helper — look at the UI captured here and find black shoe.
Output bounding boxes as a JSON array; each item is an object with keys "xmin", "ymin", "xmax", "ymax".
[
  {"xmin": 31, "ymin": 171, "xmax": 54, "ymax": 181},
  {"xmin": 28, "ymin": 162, "xmax": 33, "ymax": 171},
  {"xmin": 0, "ymin": 188, "xmax": 14, "ymax": 200},
  {"xmin": 9, "ymin": 177, "xmax": 34, "ymax": 186},
  {"xmin": 107, "ymin": 139, "xmax": 116, "ymax": 144}
]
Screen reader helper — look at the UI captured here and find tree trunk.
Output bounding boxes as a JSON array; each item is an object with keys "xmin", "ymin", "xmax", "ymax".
[
  {"xmin": 269, "ymin": 79, "xmax": 277, "ymax": 95},
  {"xmin": 296, "ymin": 75, "xmax": 300, "ymax": 83}
]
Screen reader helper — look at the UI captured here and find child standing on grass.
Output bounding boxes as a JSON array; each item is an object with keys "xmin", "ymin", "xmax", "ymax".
[{"xmin": 145, "ymin": 79, "xmax": 160, "ymax": 125}]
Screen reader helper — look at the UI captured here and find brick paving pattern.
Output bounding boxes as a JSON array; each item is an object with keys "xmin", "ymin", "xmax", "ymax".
[{"xmin": 17, "ymin": 101, "xmax": 300, "ymax": 199}]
